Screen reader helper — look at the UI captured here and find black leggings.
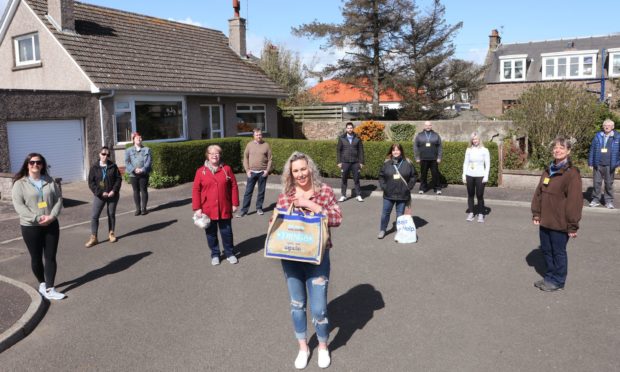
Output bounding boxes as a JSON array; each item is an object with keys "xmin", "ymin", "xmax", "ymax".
[
  {"xmin": 21, "ymin": 220, "xmax": 60, "ymax": 287},
  {"xmin": 466, "ymin": 176, "xmax": 485, "ymax": 215},
  {"xmin": 130, "ymin": 175, "xmax": 149, "ymax": 212},
  {"xmin": 91, "ymin": 196, "xmax": 119, "ymax": 234}
]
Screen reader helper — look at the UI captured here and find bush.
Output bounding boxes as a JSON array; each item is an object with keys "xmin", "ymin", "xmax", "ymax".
[
  {"xmin": 389, "ymin": 123, "xmax": 417, "ymax": 141},
  {"xmin": 354, "ymin": 120, "xmax": 385, "ymax": 141},
  {"xmin": 502, "ymin": 139, "xmax": 527, "ymax": 170}
]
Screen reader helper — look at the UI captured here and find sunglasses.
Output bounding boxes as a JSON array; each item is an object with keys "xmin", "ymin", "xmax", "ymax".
[
  {"xmin": 100, "ymin": 153, "xmax": 110, "ymax": 157},
  {"xmin": 29, "ymin": 160, "xmax": 43, "ymax": 165}
]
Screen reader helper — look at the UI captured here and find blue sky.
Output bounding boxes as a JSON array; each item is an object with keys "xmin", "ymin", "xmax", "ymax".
[{"xmin": 2, "ymin": 0, "xmax": 619, "ymax": 82}]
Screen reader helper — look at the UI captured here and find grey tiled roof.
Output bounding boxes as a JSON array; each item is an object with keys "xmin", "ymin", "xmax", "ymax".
[
  {"xmin": 484, "ymin": 34, "xmax": 620, "ymax": 83},
  {"xmin": 25, "ymin": 0, "xmax": 287, "ymax": 97}
]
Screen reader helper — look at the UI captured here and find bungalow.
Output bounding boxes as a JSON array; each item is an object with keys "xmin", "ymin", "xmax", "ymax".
[
  {"xmin": 478, "ymin": 29, "xmax": 620, "ymax": 117},
  {"xmin": 0, "ymin": 0, "xmax": 286, "ymax": 182}
]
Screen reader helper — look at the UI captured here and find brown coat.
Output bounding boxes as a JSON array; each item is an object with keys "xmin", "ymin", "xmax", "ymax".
[{"xmin": 531, "ymin": 164, "xmax": 583, "ymax": 233}]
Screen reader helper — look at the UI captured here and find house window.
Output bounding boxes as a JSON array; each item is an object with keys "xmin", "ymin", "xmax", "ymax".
[
  {"xmin": 114, "ymin": 97, "xmax": 186, "ymax": 143},
  {"xmin": 499, "ymin": 55, "xmax": 527, "ymax": 81},
  {"xmin": 236, "ymin": 104, "xmax": 266, "ymax": 133},
  {"xmin": 541, "ymin": 51, "xmax": 597, "ymax": 80},
  {"xmin": 14, "ymin": 33, "xmax": 40, "ymax": 66},
  {"xmin": 611, "ymin": 53, "xmax": 620, "ymax": 77}
]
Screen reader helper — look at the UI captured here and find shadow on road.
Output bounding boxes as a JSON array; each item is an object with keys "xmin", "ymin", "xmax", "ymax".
[
  {"xmin": 56, "ymin": 251, "xmax": 152, "ymax": 293},
  {"xmin": 308, "ymin": 283, "xmax": 385, "ymax": 352},
  {"xmin": 118, "ymin": 220, "xmax": 177, "ymax": 239},
  {"xmin": 150, "ymin": 198, "xmax": 191, "ymax": 212},
  {"xmin": 236, "ymin": 233, "xmax": 267, "ymax": 259},
  {"xmin": 526, "ymin": 247, "xmax": 545, "ymax": 277},
  {"xmin": 63, "ymin": 198, "xmax": 89, "ymax": 208}
]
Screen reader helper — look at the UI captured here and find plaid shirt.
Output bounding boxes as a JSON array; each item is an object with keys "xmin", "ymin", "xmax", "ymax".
[{"xmin": 275, "ymin": 183, "xmax": 342, "ymax": 248}]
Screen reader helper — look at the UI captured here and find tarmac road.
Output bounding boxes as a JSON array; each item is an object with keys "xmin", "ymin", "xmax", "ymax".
[{"xmin": 0, "ymin": 180, "xmax": 619, "ymax": 371}]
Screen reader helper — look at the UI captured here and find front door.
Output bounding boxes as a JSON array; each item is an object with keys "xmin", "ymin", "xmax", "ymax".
[{"xmin": 200, "ymin": 105, "xmax": 224, "ymax": 139}]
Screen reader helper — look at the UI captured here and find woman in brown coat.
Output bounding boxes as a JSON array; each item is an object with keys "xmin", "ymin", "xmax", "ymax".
[{"xmin": 531, "ymin": 137, "xmax": 583, "ymax": 292}]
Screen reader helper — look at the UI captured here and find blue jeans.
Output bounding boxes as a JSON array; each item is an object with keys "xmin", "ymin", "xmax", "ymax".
[
  {"xmin": 281, "ymin": 251, "xmax": 331, "ymax": 343},
  {"xmin": 539, "ymin": 226, "xmax": 569, "ymax": 287},
  {"xmin": 241, "ymin": 172, "xmax": 267, "ymax": 213},
  {"xmin": 380, "ymin": 198, "xmax": 407, "ymax": 231},
  {"xmin": 204, "ymin": 219, "xmax": 234, "ymax": 258}
]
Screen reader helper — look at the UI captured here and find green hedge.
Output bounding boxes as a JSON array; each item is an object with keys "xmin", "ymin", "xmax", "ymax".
[{"xmin": 128, "ymin": 138, "xmax": 499, "ymax": 187}]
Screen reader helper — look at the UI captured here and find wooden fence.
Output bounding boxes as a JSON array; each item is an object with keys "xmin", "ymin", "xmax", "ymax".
[{"xmin": 282, "ymin": 105, "xmax": 343, "ymax": 121}]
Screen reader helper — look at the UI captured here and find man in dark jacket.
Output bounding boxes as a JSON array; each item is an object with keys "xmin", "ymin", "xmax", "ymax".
[
  {"xmin": 337, "ymin": 122, "xmax": 365, "ymax": 202},
  {"xmin": 588, "ymin": 119, "xmax": 620, "ymax": 209},
  {"xmin": 413, "ymin": 121, "xmax": 443, "ymax": 194}
]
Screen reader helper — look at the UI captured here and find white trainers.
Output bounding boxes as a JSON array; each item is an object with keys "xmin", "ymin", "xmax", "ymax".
[
  {"xmin": 44, "ymin": 287, "xmax": 66, "ymax": 300},
  {"xmin": 211, "ymin": 257, "xmax": 220, "ymax": 266},
  {"xmin": 38, "ymin": 282, "xmax": 46, "ymax": 296},
  {"xmin": 477, "ymin": 214, "xmax": 485, "ymax": 223},
  {"xmin": 466, "ymin": 213, "xmax": 475, "ymax": 222},
  {"xmin": 436, "ymin": 190, "xmax": 442, "ymax": 195},
  {"xmin": 317, "ymin": 348, "xmax": 331, "ymax": 369},
  {"xmin": 294, "ymin": 349, "xmax": 310, "ymax": 369},
  {"xmin": 356, "ymin": 195, "xmax": 363, "ymax": 202},
  {"xmin": 338, "ymin": 196, "xmax": 346, "ymax": 202},
  {"xmin": 226, "ymin": 255, "xmax": 238, "ymax": 264}
]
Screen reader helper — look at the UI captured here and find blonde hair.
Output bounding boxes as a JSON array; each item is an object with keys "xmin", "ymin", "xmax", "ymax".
[
  {"xmin": 281, "ymin": 152, "xmax": 323, "ymax": 195},
  {"xmin": 206, "ymin": 144, "xmax": 222, "ymax": 155},
  {"xmin": 468, "ymin": 132, "xmax": 485, "ymax": 148}
]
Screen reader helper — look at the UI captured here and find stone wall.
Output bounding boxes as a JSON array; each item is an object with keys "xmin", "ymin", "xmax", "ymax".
[
  {"xmin": 0, "ymin": 173, "xmax": 12, "ymax": 200},
  {"xmin": 300, "ymin": 120, "xmax": 515, "ymax": 143}
]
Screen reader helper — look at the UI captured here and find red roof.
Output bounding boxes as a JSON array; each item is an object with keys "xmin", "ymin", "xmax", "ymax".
[{"xmin": 309, "ymin": 80, "xmax": 403, "ymax": 104}]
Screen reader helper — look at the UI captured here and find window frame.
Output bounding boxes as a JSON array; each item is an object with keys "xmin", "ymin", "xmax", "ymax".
[
  {"xmin": 13, "ymin": 32, "xmax": 40, "ymax": 67},
  {"xmin": 236, "ymin": 103, "xmax": 267, "ymax": 134},
  {"xmin": 541, "ymin": 50, "xmax": 597, "ymax": 80},
  {"xmin": 113, "ymin": 95, "xmax": 187, "ymax": 145},
  {"xmin": 499, "ymin": 54, "xmax": 527, "ymax": 82},
  {"xmin": 608, "ymin": 48, "xmax": 620, "ymax": 78}
]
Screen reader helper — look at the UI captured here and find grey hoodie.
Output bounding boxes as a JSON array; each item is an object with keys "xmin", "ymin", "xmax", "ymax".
[{"xmin": 12, "ymin": 175, "xmax": 63, "ymax": 226}]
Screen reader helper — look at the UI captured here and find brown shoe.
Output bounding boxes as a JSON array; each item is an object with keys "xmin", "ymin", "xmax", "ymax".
[
  {"xmin": 109, "ymin": 231, "xmax": 117, "ymax": 243},
  {"xmin": 85, "ymin": 235, "xmax": 98, "ymax": 248}
]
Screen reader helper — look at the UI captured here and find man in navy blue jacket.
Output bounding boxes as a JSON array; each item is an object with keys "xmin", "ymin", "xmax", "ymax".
[
  {"xmin": 588, "ymin": 119, "xmax": 620, "ymax": 209},
  {"xmin": 337, "ymin": 122, "xmax": 365, "ymax": 202}
]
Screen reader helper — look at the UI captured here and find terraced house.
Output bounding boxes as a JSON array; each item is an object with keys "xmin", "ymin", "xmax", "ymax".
[
  {"xmin": 478, "ymin": 29, "xmax": 620, "ymax": 117},
  {"xmin": 0, "ymin": 0, "xmax": 286, "ymax": 182}
]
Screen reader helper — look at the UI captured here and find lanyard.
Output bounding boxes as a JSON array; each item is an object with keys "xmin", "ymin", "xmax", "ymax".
[
  {"xmin": 393, "ymin": 159, "xmax": 403, "ymax": 170},
  {"xmin": 424, "ymin": 132, "xmax": 432, "ymax": 142},
  {"xmin": 101, "ymin": 165, "xmax": 108, "ymax": 182},
  {"xmin": 28, "ymin": 178, "xmax": 44, "ymax": 201},
  {"xmin": 603, "ymin": 134, "xmax": 612, "ymax": 149}
]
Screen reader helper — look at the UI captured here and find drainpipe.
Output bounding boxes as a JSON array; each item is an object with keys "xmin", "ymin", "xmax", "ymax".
[
  {"xmin": 600, "ymin": 48, "xmax": 606, "ymax": 103},
  {"xmin": 98, "ymin": 90, "xmax": 115, "ymax": 146}
]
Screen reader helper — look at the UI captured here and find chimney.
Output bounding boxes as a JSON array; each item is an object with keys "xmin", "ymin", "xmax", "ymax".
[
  {"xmin": 48, "ymin": 0, "xmax": 75, "ymax": 32},
  {"xmin": 489, "ymin": 29, "xmax": 501, "ymax": 50},
  {"xmin": 228, "ymin": 0, "xmax": 247, "ymax": 57}
]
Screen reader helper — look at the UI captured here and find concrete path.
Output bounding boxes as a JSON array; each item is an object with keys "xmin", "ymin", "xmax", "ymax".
[{"xmin": 0, "ymin": 177, "xmax": 618, "ymax": 371}]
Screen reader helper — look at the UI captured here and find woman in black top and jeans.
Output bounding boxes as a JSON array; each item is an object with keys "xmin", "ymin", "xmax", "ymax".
[{"xmin": 85, "ymin": 146, "xmax": 122, "ymax": 247}]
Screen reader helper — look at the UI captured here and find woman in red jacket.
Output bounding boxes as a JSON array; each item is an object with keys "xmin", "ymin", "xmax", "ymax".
[{"xmin": 192, "ymin": 145, "xmax": 240, "ymax": 266}]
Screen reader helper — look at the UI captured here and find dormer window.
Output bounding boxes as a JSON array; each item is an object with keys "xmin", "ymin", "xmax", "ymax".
[
  {"xmin": 499, "ymin": 54, "xmax": 527, "ymax": 81},
  {"xmin": 609, "ymin": 48, "xmax": 620, "ymax": 78},
  {"xmin": 541, "ymin": 50, "xmax": 597, "ymax": 80},
  {"xmin": 14, "ymin": 33, "xmax": 41, "ymax": 67}
]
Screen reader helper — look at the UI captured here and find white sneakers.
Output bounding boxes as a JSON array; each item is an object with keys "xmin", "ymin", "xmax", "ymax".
[
  {"xmin": 226, "ymin": 255, "xmax": 238, "ymax": 264},
  {"xmin": 294, "ymin": 349, "xmax": 330, "ymax": 369},
  {"xmin": 356, "ymin": 196, "xmax": 363, "ymax": 202},
  {"xmin": 294, "ymin": 349, "xmax": 310, "ymax": 369},
  {"xmin": 38, "ymin": 283, "xmax": 66, "ymax": 300},
  {"xmin": 466, "ymin": 213, "xmax": 475, "ymax": 222},
  {"xmin": 339, "ymin": 195, "xmax": 363, "ymax": 202},
  {"xmin": 211, "ymin": 257, "xmax": 220, "ymax": 266},
  {"xmin": 338, "ymin": 196, "xmax": 346, "ymax": 202}
]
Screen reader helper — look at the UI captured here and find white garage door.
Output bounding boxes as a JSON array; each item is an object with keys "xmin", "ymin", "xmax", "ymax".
[{"xmin": 8, "ymin": 120, "xmax": 86, "ymax": 182}]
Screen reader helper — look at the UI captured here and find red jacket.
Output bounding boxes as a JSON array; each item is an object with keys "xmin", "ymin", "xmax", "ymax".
[{"xmin": 192, "ymin": 164, "xmax": 239, "ymax": 220}]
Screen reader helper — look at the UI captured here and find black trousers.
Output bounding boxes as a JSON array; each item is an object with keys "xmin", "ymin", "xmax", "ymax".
[
  {"xmin": 21, "ymin": 220, "xmax": 60, "ymax": 287},
  {"xmin": 419, "ymin": 160, "xmax": 441, "ymax": 191},
  {"xmin": 341, "ymin": 162, "xmax": 361, "ymax": 197},
  {"xmin": 466, "ymin": 176, "xmax": 486, "ymax": 215},
  {"xmin": 130, "ymin": 175, "xmax": 149, "ymax": 212}
]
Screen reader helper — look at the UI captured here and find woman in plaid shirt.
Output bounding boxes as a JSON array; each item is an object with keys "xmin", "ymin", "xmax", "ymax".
[{"xmin": 276, "ymin": 152, "xmax": 342, "ymax": 369}]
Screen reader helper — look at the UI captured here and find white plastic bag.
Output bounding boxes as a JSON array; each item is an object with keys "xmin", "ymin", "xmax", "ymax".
[
  {"xmin": 193, "ymin": 214, "xmax": 211, "ymax": 229},
  {"xmin": 394, "ymin": 214, "xmax": 417, "ymax": 243}
]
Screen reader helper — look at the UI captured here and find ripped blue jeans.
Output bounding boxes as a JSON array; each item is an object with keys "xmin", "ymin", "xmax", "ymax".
[{"xmin": 281, "ymin": 250, "xmax": 330, "ymax": 343}]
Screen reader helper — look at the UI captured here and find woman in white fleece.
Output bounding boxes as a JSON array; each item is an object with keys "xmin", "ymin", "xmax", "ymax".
[{"xmin": 462, "ymin": 132, "xmax": 491, "ymax": 222}]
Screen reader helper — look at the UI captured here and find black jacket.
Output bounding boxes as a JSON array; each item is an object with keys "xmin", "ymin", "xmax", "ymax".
[
  {"xmin": 413, "ymin": 130, "xmax": 443, "ymax": 161},
  {"xmin": 88, "ymin": 160, "xmax": 122, "ymax": 199},
  {"xmin": 337, "ymin": 133, "xmax": 365, "ymax": 164},
  {"xmin": 379, "ymin": 158, "xmax": 417, "ymax": 201}
]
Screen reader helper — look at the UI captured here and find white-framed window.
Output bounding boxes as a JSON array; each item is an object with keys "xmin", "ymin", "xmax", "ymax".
[
  {"xmin": 113, "ymin": 96, "xmax": 187, "ymax": 144},
  {"xmin": 236, "ymin": 104, "xmax": 266, "ymax": 134},
  {"xmin": 499, "ymin": 54, "xmax": 527, "ymax": 82},
  {"xmin": 609, "ymin": 49, "xmax": 620, "ymax": 78},
  {"xmin": 541, "ymin": 50, "xmax": 597, "ymax": 80},
  {"xmin": 13, "ymin": 33, "xmax": 40, "ymax": 66}
]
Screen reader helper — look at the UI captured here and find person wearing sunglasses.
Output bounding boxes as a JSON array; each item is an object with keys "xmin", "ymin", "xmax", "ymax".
[
  {"xmin": 11, "ymin": 153, "xmax": 65, "ymax": 300},
  {"xmin": 85, "ymin": 146, "xmax": 122, "ymax": 247},
  {"xmin": 125, "ymin": 132, "xmax": 152, "ymax": 215}
]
